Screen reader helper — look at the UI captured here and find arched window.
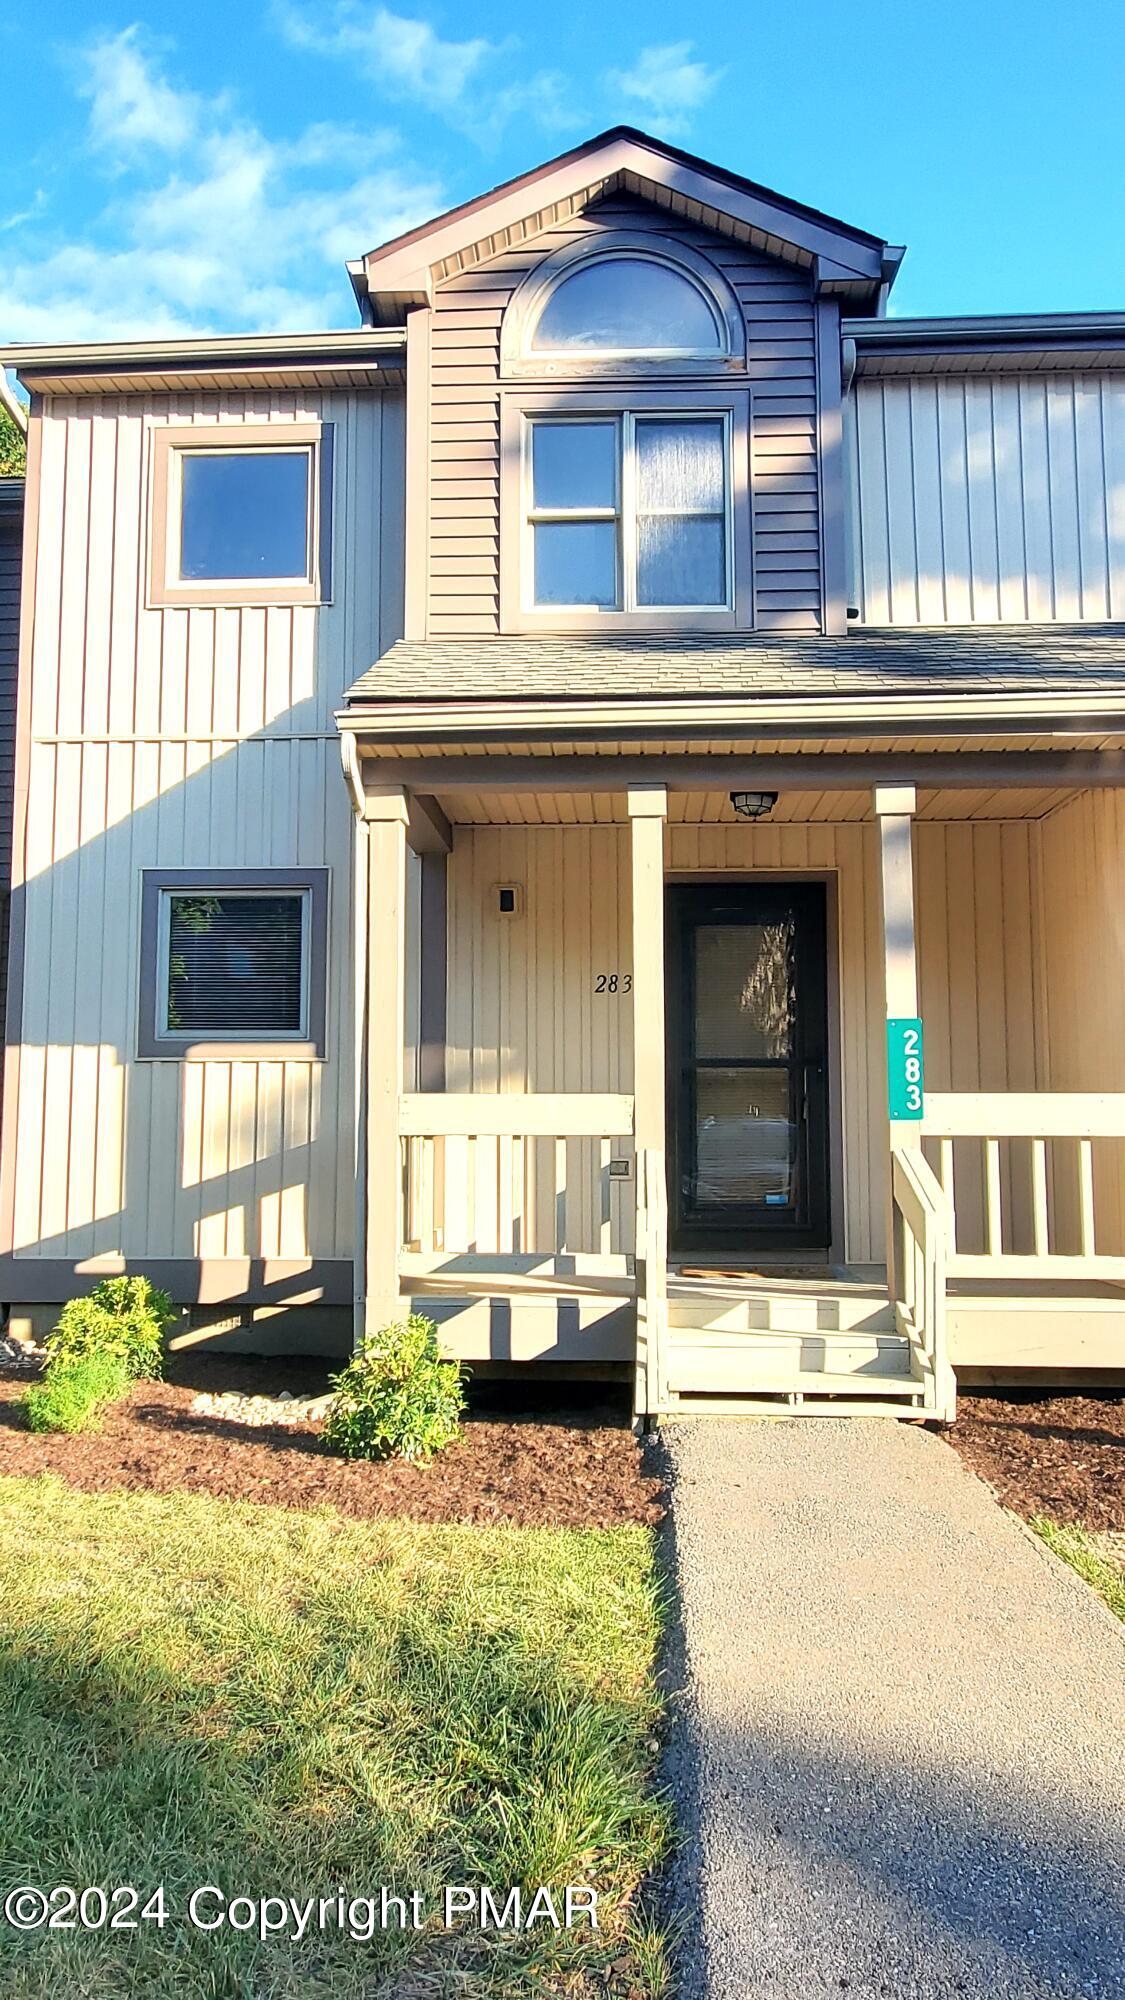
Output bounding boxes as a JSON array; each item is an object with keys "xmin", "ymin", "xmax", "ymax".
[
  {"xmin": 530, "ymin": 253, "xmax": 726, "ymax": 357},
  {"xmin": 501, "ymin": 233, "xmax": 744, "ymax": 373}
]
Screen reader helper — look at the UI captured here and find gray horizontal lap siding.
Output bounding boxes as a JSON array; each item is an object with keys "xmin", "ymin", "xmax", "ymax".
[{"xmin": 428, "ymin": 195, "xmax": 822, "ymax": 637}]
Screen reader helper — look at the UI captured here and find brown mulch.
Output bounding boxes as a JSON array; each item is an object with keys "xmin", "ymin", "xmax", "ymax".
[
  {"xmin": 0, "ymin": 1357, "xmax": 663, "ymax": 1529},
  {"xmin": 945, "ymin": 1391, "xmax": 1125, "ymax": 1533}
]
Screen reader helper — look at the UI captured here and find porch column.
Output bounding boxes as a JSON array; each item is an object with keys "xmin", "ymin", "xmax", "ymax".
[
  {"xmin": 363, "ymin": 786, "xmax": 410, "ymax": 1337},
  {"xmin": 628, "ymin": 785, "xmax": 668, "ymax": 1415},
  {"xmin": 874, "ymin": 784, "xmax": 919, "ymax": 1291}
]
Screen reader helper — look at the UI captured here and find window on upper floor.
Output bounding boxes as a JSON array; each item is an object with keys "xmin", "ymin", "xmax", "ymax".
[
  {"xmin": 499, "ymin": 234, "xmax": 751, "ymax": 630},
  {"xmin": 501, "ymin": 234, "xmax": 745, "ymax": 377},
  {"xmin": 147, "ymin": 422, "xmax": 333, "ymax": 609},
  {"xmin": 500, "ymin": 390, "xmax": 752, "ymax": 631},
  {"xmin": 529, "ymin": 254, "xmax": 727, "ymax": 358},
  {"xmin": 528, "ymin": 413, "xmax": 729, "ymax": 610}
]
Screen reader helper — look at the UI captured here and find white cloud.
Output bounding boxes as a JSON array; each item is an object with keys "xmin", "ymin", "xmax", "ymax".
[
  {"xmin": 606, "ymin": 41, "xmax": 723, "ymax": 137},
  {"xmin": 78, "ymin": 25, "xmax": 204, "ymax": 158},
  {"xmin": 0, "ymin": 29, "xmax": 443, "ymax": 339},
  {"xmin": 276, "ymin": 3, "xmax": 581, "ymax": 141},
  {"xmin": 278, "ymin": 3, "xmax": 496, "ymax": 111}
]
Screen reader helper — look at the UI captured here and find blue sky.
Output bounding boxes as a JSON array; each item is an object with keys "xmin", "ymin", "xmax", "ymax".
[{"xmin": 2, "ymin": 0, "xmax": 1123, "ymax": 340}]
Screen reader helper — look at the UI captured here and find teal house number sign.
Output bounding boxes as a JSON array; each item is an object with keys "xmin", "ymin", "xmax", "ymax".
[{"xmin": 886, "ymin": 1017, "xmax": 925, "ymax": 1120}]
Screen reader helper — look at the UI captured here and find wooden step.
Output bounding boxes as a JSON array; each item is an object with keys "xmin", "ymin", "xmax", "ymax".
[{"xmin": 668, "ymin": 1286, "xmax": 896, "ymax": 1336}]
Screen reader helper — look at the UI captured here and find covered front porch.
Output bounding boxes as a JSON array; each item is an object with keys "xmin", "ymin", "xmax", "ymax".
[{"xmin": 341, "ymin": 730, "xmax": 1125, "ymax": 1420}]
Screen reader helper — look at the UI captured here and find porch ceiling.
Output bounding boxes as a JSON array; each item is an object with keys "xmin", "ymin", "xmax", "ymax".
[
  {"xmin": 359, "ymin": 730, "xmax": 1125, "ymax": 827},
  {"xmin": 424, "ymin": 785, "xmax": 1085, "ymax": 826}
]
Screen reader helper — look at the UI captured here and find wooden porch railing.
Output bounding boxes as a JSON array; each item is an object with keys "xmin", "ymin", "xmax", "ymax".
[
  {"xmin": 922, "ymin": 1093, "xmax": 1125, "ymax": 1281},
  {"xmin": 399, "ymin": 1092, "xmax": 636, "ymax": 1269},
  {"xmin": 890, "ymin": 1144, "xmax": 955, "ymax": 1421}
]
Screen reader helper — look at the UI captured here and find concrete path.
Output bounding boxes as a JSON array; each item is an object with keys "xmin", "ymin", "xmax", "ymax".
[{"xmin": 660, "ymin": 1421, "xmax": 1125, "ymax": 2000}]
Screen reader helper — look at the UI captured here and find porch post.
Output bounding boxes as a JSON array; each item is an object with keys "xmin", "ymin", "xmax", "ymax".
[
  {"xmin": 874, "ymin": 784, "xmax": 919, "ymax": 1293},
  {"xmin": 364, "ymin": 786, "xmax": 410, "ymax": 1336},
  {"xmin": 628, "ymin": 785, "xmax": 669, "ymax": 1416}
]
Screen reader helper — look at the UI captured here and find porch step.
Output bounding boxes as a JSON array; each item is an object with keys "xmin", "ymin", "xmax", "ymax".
[
  {"xmin": 665, "ymin": 1332, "xmax": 916, "ymax": 1397},
  {"xmin": 664, "ymin": 1280, "xmax": 892, "ymax": 1328},
  {"xmin": 663, "ymin": 1275, "xmax": 925, "ymax": 1410}
]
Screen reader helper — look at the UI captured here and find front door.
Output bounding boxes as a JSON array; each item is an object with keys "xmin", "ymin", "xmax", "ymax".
[{"xmin": 667, "ymin": 882, "xmax": 830, "ymax": 1254}]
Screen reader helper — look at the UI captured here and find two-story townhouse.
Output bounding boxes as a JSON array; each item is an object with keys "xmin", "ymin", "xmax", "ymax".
[{"xmin": 3, "ymin": 127, "xmax": 1125, "ymax": 1419}]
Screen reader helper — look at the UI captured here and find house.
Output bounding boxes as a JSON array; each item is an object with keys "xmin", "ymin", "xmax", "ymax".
[{"xmin": 2, "ymin": 127, "xmax": 1125, "ymax": 1419}]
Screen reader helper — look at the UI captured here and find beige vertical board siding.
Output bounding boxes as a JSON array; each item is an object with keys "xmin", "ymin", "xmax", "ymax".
[
  {"xmin": 1039, "ymin": 788, "xmax": 1125, "ymax": 1253},
  {"xmin": 444, "ymin": 815, "xmax": 1045, "ymax": 1265},
  {"xmin": 6, "ymin": 386, "xmax": 403, "ymax": 1273},
  {"xmin": 848, "ymin": 373, "xmax": 1125, "ymax": 623},
  {"xmin": 428, "ymin": 195, "xmax": 822, "ymax": 636}
]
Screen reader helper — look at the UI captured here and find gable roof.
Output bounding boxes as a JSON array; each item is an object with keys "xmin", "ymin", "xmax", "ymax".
[{"xmin": 350, "ymin": 127, "xmax": 900, "ymax": 319}]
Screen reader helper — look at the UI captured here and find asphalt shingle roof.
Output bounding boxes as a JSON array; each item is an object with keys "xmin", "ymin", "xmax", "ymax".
[{"xmin": 346, "ymin": 627, "xmax": 1125, "ymax": 705}]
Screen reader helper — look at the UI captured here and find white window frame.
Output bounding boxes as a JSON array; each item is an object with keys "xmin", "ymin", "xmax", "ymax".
[
  {"xmin": 525, "ymin": 410, "xmax": 734, "ymax": 615},
  {"xmin": 500, "ymin": 231, "xmax": 746, "ymax": 378},
  {"xmin": 500, "ymin": 388, "xmax": 753, "ymax": 634},
  {"xmin": 147, "ymin": 422, "xmax": 332, "ymax": 609}
]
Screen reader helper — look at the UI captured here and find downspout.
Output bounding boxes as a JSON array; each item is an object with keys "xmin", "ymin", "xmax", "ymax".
[{"xmin": 840, "ymin": 337, "xmax": 859, "ymax": 619}]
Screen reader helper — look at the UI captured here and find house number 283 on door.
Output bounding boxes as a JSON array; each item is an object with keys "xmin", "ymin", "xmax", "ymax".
[{"xmin": 593, "ymin": 973, "xmax": 632, "ymax": 993}]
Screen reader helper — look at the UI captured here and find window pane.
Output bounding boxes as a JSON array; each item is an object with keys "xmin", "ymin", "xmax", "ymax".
[
  {"xmin": 531, "ymin": 258, "xmax": 722, "ymax": 352},
  {"xmin": 693, "ymin": 1067, "xmax": 795, "ymax": 1208},
  {"xmin": 637, "ymin": 420, "xmax": 725, "ymax": 512},
  {"xmin": 531, "ymin": 422, "xmax": 617, "ymax": 510},
  {"xmin": 534, "ymin": 521, "xmax": 617, "ymax": 605},
  {"xmin": 166, "ymin": 894, "xmax": 304, "ymax": 1035},
  {"xmin": 179, "ymin": 452, "xmax": 311, "ymax": 581},
  {"xmin": 637, "ymin": 515, "xmax": 725, "ymax": 605},
  {"xmin": 694, "ymin": 922, "xmax": 797, "ymax": 1060}
]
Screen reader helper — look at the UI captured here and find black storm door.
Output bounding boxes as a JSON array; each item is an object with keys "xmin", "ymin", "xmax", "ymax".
[{"xmin": 667, "ymin": 883, "xmax": 830, "ymax": 1253}]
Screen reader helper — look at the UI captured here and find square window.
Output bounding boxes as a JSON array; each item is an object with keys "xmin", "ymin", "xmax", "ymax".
[
  {"xmin": 148, "ymin": 424, "xmax": 331, "ymax": 607},
  {"xmin": 139, "ymin": 870, "xmax": 329, "ymax": 1058},
  {"xmin": 164, "ymin": 892, "xmax": 307, "ymax": 1036},
  {"xmin": 179, "ymin": 452, "xmax": 311, "ymax": 582}
]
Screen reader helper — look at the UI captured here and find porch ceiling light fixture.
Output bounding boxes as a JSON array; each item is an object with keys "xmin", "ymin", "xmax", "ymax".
[{"xmin": 729, "ymin": 790, "xmax": 778, "ymax": 820}]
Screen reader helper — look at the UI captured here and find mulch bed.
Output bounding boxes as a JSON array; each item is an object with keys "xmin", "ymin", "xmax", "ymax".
[
  {"xmin": 0, "ymin": 1357, "xmax": 664, "ymax": 1529},
  {"xmin": 945, "ymin": 1391, "xmax": 1125, "ymax": 1533}
]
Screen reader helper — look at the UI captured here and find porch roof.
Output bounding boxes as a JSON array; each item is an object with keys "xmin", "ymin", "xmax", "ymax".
[{"xmin": 346, "ymin": 627, "xmax": 1125, "ymax": 711}]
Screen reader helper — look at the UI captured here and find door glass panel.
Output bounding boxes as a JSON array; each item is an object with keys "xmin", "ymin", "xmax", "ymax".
[
  {"xmin": 692, "ymin": 1067, "xmax": 795, "ymax": 1209},
  {"xmin": 693, "ymin": 921, "xmax": 797, "ymax": 1059}
]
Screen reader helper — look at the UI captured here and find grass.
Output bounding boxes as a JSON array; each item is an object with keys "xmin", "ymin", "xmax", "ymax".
[
  {"xmin": 1031, "ymin": 1517, "xmax": 1125, "ymax": 1624},
  {"xmin": 0, "ymin": 1473, "xmax": 669, "ymax": 1998}
]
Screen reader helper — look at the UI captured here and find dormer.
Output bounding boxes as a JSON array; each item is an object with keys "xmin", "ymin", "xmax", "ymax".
[{"xmin": 351, "ymin": 128, "xmax": 899, "ymax": 640}]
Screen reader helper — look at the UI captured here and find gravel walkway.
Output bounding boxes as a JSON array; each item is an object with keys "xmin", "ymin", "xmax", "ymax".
[{"xmin": 661, "ymin": 1420, "xmax": 1125, "ymax": 1999}]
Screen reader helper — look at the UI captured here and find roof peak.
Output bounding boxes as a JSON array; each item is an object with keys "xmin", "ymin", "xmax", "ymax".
[{"xmin": 351, "ymin": 127, "xmax": 897, "ymax": 318}]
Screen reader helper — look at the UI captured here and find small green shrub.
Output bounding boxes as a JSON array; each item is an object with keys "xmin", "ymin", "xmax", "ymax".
[
  {"xmin": 23, "ymin": 1352, "xmax": 132, "ymax": 1434},
  {"xmin": 323, "ymin": 1315, "xmax": 466, "ymax": 1463},
  {"xmin": 46, "ymin": 1275, "xmax": 173, "ymax": 1381}
]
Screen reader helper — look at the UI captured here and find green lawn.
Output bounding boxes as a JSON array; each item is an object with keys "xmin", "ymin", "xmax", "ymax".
[
  {"xmin": 0, "ymin": 1474, "xmax": 669, "ymax": 1998},
  {"xmin": 1032, "ymin": 1517, "xmax": 1125, "ymax": 1624}
]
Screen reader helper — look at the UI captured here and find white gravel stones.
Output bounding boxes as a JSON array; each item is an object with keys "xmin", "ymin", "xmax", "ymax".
[
  {"xmin": 189, "ymin": 1389, "xmax": 333, "ymax": 1428},
  {"xmin": 661, "ymin": 1419, "xmax": 1125, "ymax": 1999}
]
